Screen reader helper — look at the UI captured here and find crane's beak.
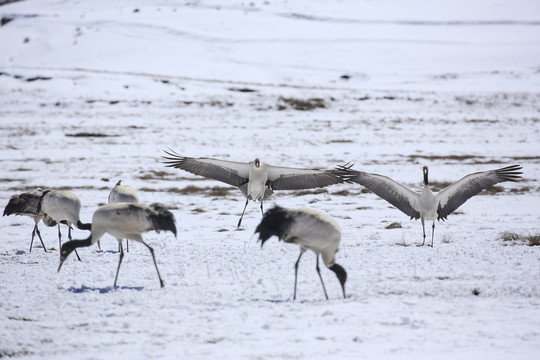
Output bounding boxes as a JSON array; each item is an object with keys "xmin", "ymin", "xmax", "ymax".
[
  {"xmin": 255, "ymin": 158, "xmax": 260, "ymax": 168},
  {"xmin": 57, "ymin": 248, "xmax": 72, "ymax": 272}
]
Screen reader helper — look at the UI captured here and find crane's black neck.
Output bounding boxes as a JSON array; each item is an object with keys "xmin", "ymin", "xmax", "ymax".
[
  {"xmin": 329, "ymin": 263, "xmax": 347, "ymax": 297},
  {"xmin": 36, "ymin": 189, "xmax": 51, "ymax": 213},
  {"xmin": 60, "ymin": 235, "xmax": 93, "ymax": 259},
  {"xmin": 423, "ymin": 168, "xmax": 429, "ymax": 186}
]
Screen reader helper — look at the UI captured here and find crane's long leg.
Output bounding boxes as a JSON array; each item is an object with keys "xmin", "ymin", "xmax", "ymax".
[
  {"xmin": 29, "ymin": 226, "xmax": 35, "ymax": 252},
  {"xmin": 316, "ymin": 254, "xmax": 329, "ymax": 300},
  {"xmin": 431, "ymin": 221, "xmax": 435, "ymax": 247},
  {"xmin": 97, "ymin": 239, "xmax": 102, "ymax": 251},
  {"xmin": 419, "ymin": 218, "xmax": 427, "ymax": 246},
  {"xmin": 143, "ymin": 241, "xmax": 164, "ymax": 288},
  {"xmin": 293, "ymin": 251, "xmax": 304, "ymax": 300},
  {"xmin": 126, "ymin": 240, "xmax": 129, "ymax": 252},
  {"xmin": 113, "ymin": 245, "xmax": 125, "ymax": 288},
  {"xmin": 260, "ymin": 200, "xmax": 264, "ymax": 216},
  {"xmin": 237, "ymin": 198, "xmax": 249, "ymax": 228},
  {"xmin": 57, "ymin": 224, "xmax": 62, "ymax": 255},
  {"xmin": 31, "ymin": 224, "xmax": 47, "ymax": 253},
  {"xmin": 60, "ymin": 224, "xmax": 81, "ymax": 261}
]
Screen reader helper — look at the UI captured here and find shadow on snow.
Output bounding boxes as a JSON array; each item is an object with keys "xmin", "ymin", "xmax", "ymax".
[{"xmin": 67, "ymin": 285, "xmax": 144, "ymax": 294}]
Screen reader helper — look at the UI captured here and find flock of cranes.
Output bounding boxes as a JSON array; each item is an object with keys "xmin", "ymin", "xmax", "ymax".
[{"xmin": 3, "ymin": 150, "xmax": 523, "ymax": 299}]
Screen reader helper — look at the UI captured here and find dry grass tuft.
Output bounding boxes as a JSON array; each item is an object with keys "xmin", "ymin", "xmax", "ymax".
[
  {"xmin": 385, "ymin": 222, "xmax": 402, "ymax": 229},
  {"xmin": 277, "ymin": 97, "xmax": 326, "ymax": 111},
  {"xmin": 500, "ymin": 232, "xmax": 540, "ymax": 246},
  {"xmin": 394, "ymin": 239, "xmax": 410, "ymax": 247}
]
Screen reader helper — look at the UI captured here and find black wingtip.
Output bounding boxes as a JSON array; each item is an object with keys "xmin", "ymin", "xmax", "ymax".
[
  {"xmin": 496, "ymin": 164, "xmax": 523, "ymax": 182},
  {"xmin": 333, "ymin": 162, "xmax": 357, "ymax": 183},
  {"xmin": 161, "ymin": 148, "xmax": 188, "ymax": 168}
]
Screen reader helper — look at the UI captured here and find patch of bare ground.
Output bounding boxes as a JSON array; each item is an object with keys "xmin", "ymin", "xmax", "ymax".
[
  {"xmin": 511, "ymin": 155, "xmax": 540, "ymax": 161},
  {"xmin": 137, "ymin": 170, "xmax": 177, "ymax": 180},
  {"xmin": 294, "ymin": 188, "xmax": 328, "ymax": 196},
  {"xmin": 331, "ymin": 189, "xmax": 354, "ymax": 196},
  {"xmin": 277, "ymin": 97, "xmax": 326, "ymax": 111},
  {"xmin": 0, "ymin": 178, "xmax": 23, "ymax": 183},
  {"xmin": 65, "ymin": 132, "xmax": 119, "ymax": 137},
  {"xmin": 465, "ymin": 119, "xmax": 499, "ymax": 124},
  {"xmin": 177, "ymin": 100, "xmax": 234, "ymax": 108},
  {"xmin": 500, "ymin": 231, "xmax": 540, "ymax": 246}
]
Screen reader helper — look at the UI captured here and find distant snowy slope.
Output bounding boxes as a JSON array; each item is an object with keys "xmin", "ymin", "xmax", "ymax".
[{"xmin": 1, "ymin": 0, "xmax": 539, "ymax": 91}]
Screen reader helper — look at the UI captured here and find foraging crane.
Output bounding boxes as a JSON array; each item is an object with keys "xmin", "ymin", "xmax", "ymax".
[
  {"xmin": 3, "ymin": 189, "xmax": 57, "ymax": 252},
  {"xmin": 40, "ymin": 190, "xmax": 91, "ymax": 260},
  {"xmin": 58, "ymin": 203, "xmax": 177, "ymax": 288},
  {"xmin": 106, "ymin": 180, "xmax": 139, "ymax": 252},
  {"xmin": 162, "ymin": 149, "xmax": 347, "ymax": 227},
  {"xmin": 255, "ymin": 206, "xmax": 347, "ymax": 300},
  {"xmin": 338, "ymin": 164, "xmax": 523, "ymax": 246}
]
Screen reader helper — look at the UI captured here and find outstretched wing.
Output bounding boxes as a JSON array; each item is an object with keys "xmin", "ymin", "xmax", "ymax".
[
  {"xmin": 266, "ymin": 165, "xmax": 345, "ymax": 190},
  {"xmin": 341, "ymin": 167, "xmax": 421, "ymax": 220},
  {"xmin": 162, "ymin": 149, "xmax": 250, "ymax": 187},
  {"xmin": 437, "ymin": 165, "xmax": 522, "ymax": 220}
]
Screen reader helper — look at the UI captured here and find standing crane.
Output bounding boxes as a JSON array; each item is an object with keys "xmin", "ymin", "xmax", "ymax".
[
  {"xmin": 255, "ymin": 206, "xmax": 347, "ymax": 300},
  {"xmin": 105, "ymin": 180, "xmax": 139, "ymax": 252},
  {"xmin": 3, "ymin": 189, "xmax": 56, "ymax": 252},
  {"xmin": 40, "ymin": 190, "xmax": 91, "ymax": 260},
  {"xmin": 338, "ymin": 164, "xmax": 523, "ymax": 246},
  {"xmin": 162, "ymin": 150, "xmax": 347, "ymax": 227},
  {"xmin": 58, "ymin": 203, "xmax": 177, "ymax": 288}
]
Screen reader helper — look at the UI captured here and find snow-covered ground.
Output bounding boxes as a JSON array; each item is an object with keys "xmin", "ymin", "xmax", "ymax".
[{"xmin": 1, "ymin": 0, "xmax": 539, "ymax": 359}]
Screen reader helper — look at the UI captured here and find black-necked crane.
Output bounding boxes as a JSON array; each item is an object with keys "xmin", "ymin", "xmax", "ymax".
[
  {"xmin": 105, "ymin": 180, "xmax": 139, "ymax": 252},
  {"xmin": 162, "ymin": 150, "xmax": 347, "ymax": 228},
  {"xmin": 3, "ymin": 189, "xmax": 56, "ymax": 252},
  {"xmin": 255, "ymin": 205, "xmax": 347, "ymax": 300},
  {"xmin": 58, "ymin": 203, "xmax": 177, "ymax": 288},
  {"xmin": 338, "ymin": 164, "xmax": 523, "ymax": 246},
  {"xmin": 108, "ymin": 180, "xmax": 139, "ymax": 204},
  {"xmin": 40, "ymin": 190, "xmax": 91, "ymax": 260}
]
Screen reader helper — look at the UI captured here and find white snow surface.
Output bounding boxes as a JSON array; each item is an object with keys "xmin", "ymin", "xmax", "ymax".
[{"xmin": 1, "ymin": 0, "xmax": 539, "ymax": 359}]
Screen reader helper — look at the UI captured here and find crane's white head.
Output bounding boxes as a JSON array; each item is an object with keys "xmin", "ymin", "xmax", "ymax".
[
  {"xmin": 422, "ymin": 166, "xmax": 429, "ymax": 185},
  {"xmin": 254, "ymin": 158, "xmax": 261, "ymax": 168}
]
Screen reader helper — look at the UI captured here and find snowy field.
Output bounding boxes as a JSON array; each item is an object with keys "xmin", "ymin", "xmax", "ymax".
[{"xmin": 1, "ymin": 0, "xmax": 539, "ymax": 359}]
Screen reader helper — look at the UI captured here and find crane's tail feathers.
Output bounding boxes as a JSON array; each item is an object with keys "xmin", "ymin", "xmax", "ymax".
[
  {"xmin": 3, "ymin": 197, "xmax": 31, "ymax": 216},
  {"xmin": 43, "ymin": 215, "xmax": 57, "ymax": 227},
  {"xmin": 149, "ymin": 203, "xmax": 177, "ymax": 237},
  {"xmin": 254, "ymin": 205, "xmax": 293, "ymax": 247}
]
